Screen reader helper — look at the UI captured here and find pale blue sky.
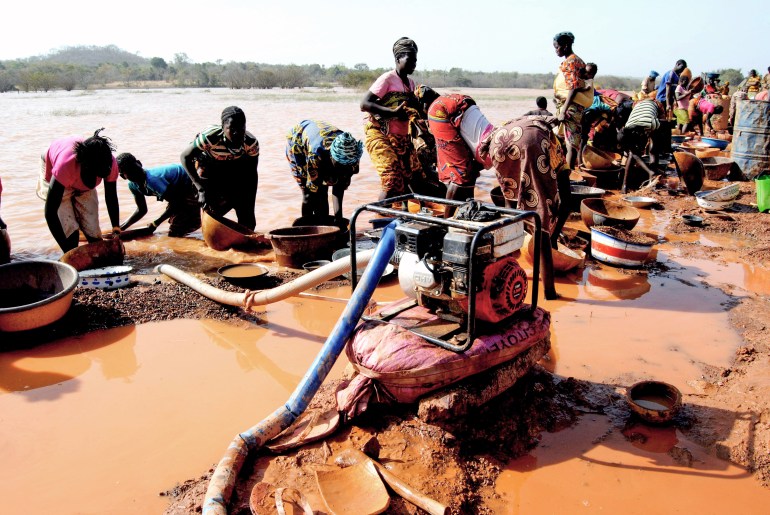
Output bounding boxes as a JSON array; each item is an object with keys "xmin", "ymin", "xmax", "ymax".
[{"xmin": 2, "ymin": 0, "xmax": 767, "ymax": 78}]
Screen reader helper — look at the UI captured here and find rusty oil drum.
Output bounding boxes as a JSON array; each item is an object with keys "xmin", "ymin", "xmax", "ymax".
[{"xmin": 731, "ymin": 99, "xmax": 770, "ymax": 180}]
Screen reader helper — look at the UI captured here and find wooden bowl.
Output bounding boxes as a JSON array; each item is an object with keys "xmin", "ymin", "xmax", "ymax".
[
  {"xmin": 700, "ymin": 157, "xmax": 734, "ymax": 181},
  {"xmin": 581, "ymin": 198, "xmax": 640, "ymax": 230},
  {"xmin": 582, "ymin": 145, "xmax": 620, "ymax": 170},
  {"xmin": 523, "ymin": 234, "xmax": 585, "ymax": 273},
  {"xmin": 673, "ymin": 151, "xmax": 705, "ymax": 194}
]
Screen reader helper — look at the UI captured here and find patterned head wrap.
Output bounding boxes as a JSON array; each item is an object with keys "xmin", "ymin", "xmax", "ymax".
[
  {"xmin": 330, "ymin": 132, "xmax": 363, "ymax": 166},
  {"xmin": 553, "ymin": 32, "xmax": 575, "ymax": 44},
  {"xmin": 650, "ymin": 70, "xmax": 659, "ymax": 78},
  {"xmin": 414, "ymin": 84, "xmax": 438, "ymax": 102},
  {"xmin": 221, "ymin": 106, "xmax": 246, "ymax": 124},
  {"xmin": 393, "ymin": 37, "xmax": 418, "ymax": 58}
]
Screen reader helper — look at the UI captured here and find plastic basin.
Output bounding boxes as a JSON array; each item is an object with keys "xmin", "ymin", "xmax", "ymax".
[
  {"xmin": 590, "ymin": 226, "xmax": 655, "ymax": 267},
  {"xmin": 700, "ymin": 137, "xmax": 728, "ymax": 150}
]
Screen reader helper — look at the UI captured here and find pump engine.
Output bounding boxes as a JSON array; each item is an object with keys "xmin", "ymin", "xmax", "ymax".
[{"xmin": 394, "ymin": 206, "xmax": 529, "ymax": 326}]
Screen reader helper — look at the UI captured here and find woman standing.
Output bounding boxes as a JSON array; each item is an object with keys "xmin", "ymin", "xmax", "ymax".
[
  {"xmin": 360, "ymin": 37, "xmax": 422, "ymax": 201},
  {"xmin": 552, "ymin": 31, "xmax": 593, "ymax": 171}
]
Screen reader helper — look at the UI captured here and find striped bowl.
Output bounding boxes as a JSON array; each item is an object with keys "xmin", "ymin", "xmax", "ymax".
[{"xmin": 590, "ymin": 227, "xmax": 655, "ymax": 267}]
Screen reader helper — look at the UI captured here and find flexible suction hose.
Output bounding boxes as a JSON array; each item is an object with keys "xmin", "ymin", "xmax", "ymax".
[
  {"xmin": 157, "ymin": 248, "xmax": 375, "ymax": 310},
  {"xmin": 201, "ymin": 222, "xmax": 397, "ymax": 514}
]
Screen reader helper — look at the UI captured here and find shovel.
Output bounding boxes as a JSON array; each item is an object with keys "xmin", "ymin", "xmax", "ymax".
[{"xmin": 335, "ymin": 448, "xmax": 449, "ymax": 515}]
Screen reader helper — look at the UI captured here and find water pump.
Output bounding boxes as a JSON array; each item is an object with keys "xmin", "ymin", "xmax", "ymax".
[{"xmin": 350, "ymin": 195, "xmax": 544, "ymax": 352}]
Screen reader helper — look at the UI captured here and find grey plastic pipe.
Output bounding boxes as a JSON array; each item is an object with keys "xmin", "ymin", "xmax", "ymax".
[{"xmin": 156, "ymin": 248, "xmax": 375, "ymax": 310}]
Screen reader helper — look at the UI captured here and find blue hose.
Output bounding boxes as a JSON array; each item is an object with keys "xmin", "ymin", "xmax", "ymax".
[{"xmin": 203, "ymin": 221, "xmax": 397, "ymax": 514}]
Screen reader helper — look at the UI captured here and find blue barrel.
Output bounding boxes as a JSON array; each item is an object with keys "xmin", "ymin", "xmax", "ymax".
[{"xmin": 731, "ymin": 99, "xmax": 770, "ymax": 180}]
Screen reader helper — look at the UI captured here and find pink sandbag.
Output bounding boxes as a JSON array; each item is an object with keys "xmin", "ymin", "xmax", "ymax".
[{"xmin": 337, "ymin": 298, "xmax": 551, "ymax": 413}]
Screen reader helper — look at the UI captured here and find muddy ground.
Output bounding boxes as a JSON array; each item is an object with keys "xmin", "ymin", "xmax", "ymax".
[{"xmin": 17, "ymin": 177, "xmax": 769, "ymax": 514}]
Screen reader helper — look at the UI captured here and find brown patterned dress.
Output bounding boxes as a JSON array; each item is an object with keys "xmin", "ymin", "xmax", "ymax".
[{"xmin": 480, "ymin": 116, "xmax": 565, "ymax": 234}]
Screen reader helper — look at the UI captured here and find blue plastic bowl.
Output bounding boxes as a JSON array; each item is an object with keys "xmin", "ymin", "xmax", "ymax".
[{"xmin": 701, "ymin": 137, "xmax": 729, "ymax": 150}]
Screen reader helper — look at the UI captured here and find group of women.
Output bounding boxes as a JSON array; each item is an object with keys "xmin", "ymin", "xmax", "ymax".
[
  {"xmin": 360, "ymin": 34, "xmax": 582, "ymax": 247},
  {"xmin": 26, "ymin": 31, "xmax": 680, "ymax": 260}
]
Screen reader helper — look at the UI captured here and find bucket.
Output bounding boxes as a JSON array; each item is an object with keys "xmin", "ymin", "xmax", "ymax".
[
  {"xmin": 757, "ymin": 173, "xmax": 770, "ymax": 213},
  {"xmin": 731, "ymin": 99, "xmax": 770, "ymax": 180}
]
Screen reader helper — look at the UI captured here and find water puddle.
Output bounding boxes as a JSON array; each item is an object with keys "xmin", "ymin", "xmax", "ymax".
[{"xmin": 496, "ymin": 417, "xmax": 770, "ymax": 513}]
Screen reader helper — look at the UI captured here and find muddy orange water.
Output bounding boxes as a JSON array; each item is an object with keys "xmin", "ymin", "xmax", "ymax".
[{"xmin": 1, "ymin": 88, "xmax": 769, "ymax": 513}]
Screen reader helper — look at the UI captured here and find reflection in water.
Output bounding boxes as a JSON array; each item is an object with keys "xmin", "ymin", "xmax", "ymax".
[
  {"xmin": 496, "ymin": 417, "xmax": 770, "ymax": 514},
  {"xmin": 622, "ymin": 423, "xmax": 678, "ymax": 453},
  {"xmin": 200, "ymin": 319, "xmax": 301, "ymax": 391},
  {"xmin": 585, "ymin": 267, "xmax": 652, "ymax": 301},
  {"xmin": 744, "ymin": 262, "xmax": 770, "ymax": 296},
  {"xmin": 0, "ymin": 325, "xmax": 137, "ymax": 395}
]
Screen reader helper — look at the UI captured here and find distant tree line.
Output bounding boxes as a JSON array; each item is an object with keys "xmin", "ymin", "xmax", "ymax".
[{"xmin": 0, "ymin": 45, "xmax": 750, "ymax": 95}]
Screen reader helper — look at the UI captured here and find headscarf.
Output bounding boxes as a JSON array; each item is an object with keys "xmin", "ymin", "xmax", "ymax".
[
  {"xmin": 330, "ymin": 132, "xmax": 363, "ymax": 166},
  {"xmin": 414, "ymin": 84, "xmax": 439, "ymax": 106},
  {"xmin": 650, "ymin": 70, "xmax": 659, "ymax": 78},
  {"xmin": 221, "ymin": 106, "xmax": 246, "ymax": 124},
  {"xmin": 553, "ymin": 31, "xmax": 575, "ymax": 44},
  {"xmin": 393, "ymin": 37, "xmax": 418, "ymax": 58}
]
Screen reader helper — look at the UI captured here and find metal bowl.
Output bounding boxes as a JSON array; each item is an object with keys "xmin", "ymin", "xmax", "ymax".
[
  {"xmin": 569, "ymin": 185, "xmax": 606, "ymax": 212},
  {"xmin": 626, "ymin": 380, "xmax": 682, "ymax": 424},
  {"xmin": 0, "ymin": 260, "xmax": 79, "ymax": 332},
  {"xmin": 217, "ymin": 263, "xmax": 269, "ymax": 289},
  {"xmin": 682, "ymin": 214, "xmax": 704, "ymax": 226},
  {"xmin": 621, "ymin": 196, "xmax": 657, "ymax": 208},
  {"xmin": 332, "ymin": 248, "xmax": 394, "ymax": 280},
  {"xmin": 303, "ymin": 260, "xmax": 331, "ymax": 272}
]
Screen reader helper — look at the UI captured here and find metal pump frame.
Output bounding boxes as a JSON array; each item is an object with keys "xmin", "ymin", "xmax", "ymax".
[{"xmin": 349, "ymin": 193, "xmax": 543, "ymax": 352}]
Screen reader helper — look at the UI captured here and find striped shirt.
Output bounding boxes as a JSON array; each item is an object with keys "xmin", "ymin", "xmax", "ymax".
[
  {"xmin": 625, "ymin": 100, "xmax": 660, "ymax": 131},
  {"xmin": 193, "ymin": 126, "xmax": 259, "ymax": 161}
]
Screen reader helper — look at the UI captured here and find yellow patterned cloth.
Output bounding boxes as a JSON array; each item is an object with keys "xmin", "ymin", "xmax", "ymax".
[
  {"xmin": 480, "ymin": 116, "xmax": 565, "ymax": 233},
  {"xmin": 364, "ymin": 104, "xmax": 423, "ymax": 195}
]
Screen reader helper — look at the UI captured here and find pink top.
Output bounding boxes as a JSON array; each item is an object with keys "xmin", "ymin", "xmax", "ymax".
[
  {"xmin": 369, "ymin": 70, "xmax": 415, "ymax": 136},
  {"xmin": 45, "ymin": 136, "xmax": 118, "ymax": 192},
  {"xmin": 675, "ymin": 85, "xmax": 691, "ymax": 110},
  {"xmin": 697, "ymin": 98, "xmax": 716, "ymax": 115}
]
